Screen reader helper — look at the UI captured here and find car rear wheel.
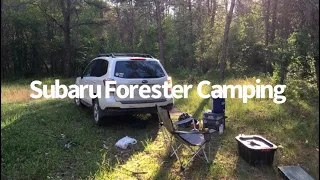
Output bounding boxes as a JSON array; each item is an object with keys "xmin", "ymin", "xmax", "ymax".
[
  {"xmin": 74, "ymin": 97, "xmax": 85, "ymax": 107},
  {"xmin": 93, "ymin": 99, "xmax": 103, "ymax": 126}
]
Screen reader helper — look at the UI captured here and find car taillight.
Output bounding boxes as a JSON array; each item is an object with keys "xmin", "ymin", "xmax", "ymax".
[
  {"xmin": 103, "ymin": 78, "xmax": 116, "ymax": 88},
  {"xmin": 167, "ymin": 76, "xmax": 172, "ymax": 91}
]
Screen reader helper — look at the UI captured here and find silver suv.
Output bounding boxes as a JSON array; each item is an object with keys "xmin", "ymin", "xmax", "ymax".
[{"xmin": 74, "ymin": 53, "xmax": 174, "ymax": 125}]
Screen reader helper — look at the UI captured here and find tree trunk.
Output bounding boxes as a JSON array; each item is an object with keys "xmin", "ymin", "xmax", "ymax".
[
  {"xmin": 280, "ymin": 0, "xmax": 290, "ymax": 39},
  {"xmin": 47, "ymin": 11, "xmax": 54, "ymax": 75},
  {"xmin": 155, "ymin": 0, "xmax": 165, "ymax": 66},
  {"xmin": 130, "ymin": 2, "xmax": 134, "ymax": 52},
  {"xmin": 219, "ymin": 0, "xmax": 236, "ymax": 81},
  {"xmin": 60, "ymin": 0, "xmax": 71, "ymax": 77},
  {"xmin": 279, "ymin": 0, "xmax": 290, "ymax": 84},
  {"xmin": 207, "ymin": 0, "xmax": 211, "ymax": 14},
  {"xmin": 309, "ymin": 2, "xmax": 319, "ymax": 90},
  {"xmin": 187, "ymin": 0, "xmax": 193, "ymax": 65},
  {"xmin": 1, "ymin": 0, "xmax": 5, "ymax": 79},
  {"xmin": 264, "ymin": 0, "xmax": 270, "ymax": 46},
  {"xmin": 270, "ymin": 0, "xmax": 278, "ymax": 43},
  {"xmin": 224, "ymin": 0, "xmax": 228, "ymax": 13},
  {"xmin": 188, "ymin": 0, "xmax": 192, "ymax": 34},
  {"xmin": 264, "ymin": 0, "xmax": 271, "ymax": 74},
  {"xmin": 210, "ymin": 0, "xmax": 217, "ymax": 29},
  {"xmin": 314, "ymin": 50, "xmax": 319, "ymax": 90}
]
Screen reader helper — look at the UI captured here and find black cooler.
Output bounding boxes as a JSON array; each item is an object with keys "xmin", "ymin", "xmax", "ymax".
[
  {"xmin": 203, "ymin": 96, "xmax": 226, "ymax": 131},
  {"xmin": 235, "ymin": 134, "xmax": 277, "ymax": 166},
  {"xmin": 212, "ymin": 95, "xmax": 225, "ymax": 114},
  {"xmin": 203, "ymin": 111, "xmax": 225, "ymax": 130}
]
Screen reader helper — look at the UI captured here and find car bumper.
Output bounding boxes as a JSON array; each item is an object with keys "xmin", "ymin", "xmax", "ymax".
[
  {"xmin": 99, "ymin": 97, "xmax": 174, "ymax": 115},
  {"xmin": 102, "ymin": 103, "xmax": 173, "ymax": 116}
]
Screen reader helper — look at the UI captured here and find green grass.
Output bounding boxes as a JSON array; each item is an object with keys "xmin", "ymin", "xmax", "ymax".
[{"xmin": 1, "ymin": 75, "xmax": 319, "ymax": 179}]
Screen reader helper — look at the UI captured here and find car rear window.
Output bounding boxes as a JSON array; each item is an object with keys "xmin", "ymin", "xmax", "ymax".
[{"xmin": 114, "ymin": 61, "xmax": 165, "ymax": 78}]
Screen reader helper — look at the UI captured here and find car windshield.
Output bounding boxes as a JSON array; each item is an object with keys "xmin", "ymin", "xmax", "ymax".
[{"xmin": 114, "ymin": 61, "xmax": 165, "ymax": 78}]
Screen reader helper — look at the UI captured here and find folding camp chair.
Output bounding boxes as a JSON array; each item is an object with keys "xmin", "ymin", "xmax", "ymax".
[
  {"xmin": 158, "ymin": 112, "xmax": 197, "ymax": 143},
  {"xmin": 157, "ymin": 106, "xmax": 213, "ymax": 171}
]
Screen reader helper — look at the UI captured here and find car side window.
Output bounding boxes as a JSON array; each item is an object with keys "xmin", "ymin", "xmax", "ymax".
[
  {"xmin": 91, "ymin": 59, "xmax": 108, "ymax": 77},
  {"xmin": 83, "ymin": 60, "xmax": 95, "ymax": 77},
  {"xmin": 100, "ymin": 60, "xmax": 109, "ymax": 75}
]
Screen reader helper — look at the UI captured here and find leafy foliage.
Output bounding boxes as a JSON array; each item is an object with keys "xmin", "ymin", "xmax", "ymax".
[{"xmin": 0, "ymin": 0, "xmax": 318, "ymax": 90}]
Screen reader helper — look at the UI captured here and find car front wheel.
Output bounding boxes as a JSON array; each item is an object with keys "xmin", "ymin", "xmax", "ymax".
[{"xmin": 93, "ymin": 99, "xmax": 103, "ymax": 126}]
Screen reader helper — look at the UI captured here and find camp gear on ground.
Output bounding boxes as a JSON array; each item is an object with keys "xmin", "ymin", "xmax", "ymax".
[
  {"xmin": 212, "ymin": 94, "xmax": 225, "ymax": 113},
  {"xmin": 278, "ymin": 166, "xmax": 315, "ymax": 180},
  {"xmin": 235, "ymin": 134, "xmax": 277, "ymax": 166},
  {"xmin": 177, "ymin": 113, "xmax": 199, "ymax": 129},
  {"xmin": 203, "ymin": 110, "xmax": 225, "ymax": 132},
  {"xmin": 157, "ymin": 106, "xmax": 214, "ymax": 171},
  {"xmin": 115, "ymin": 136, "xmax": 137, "ymax": 149}
]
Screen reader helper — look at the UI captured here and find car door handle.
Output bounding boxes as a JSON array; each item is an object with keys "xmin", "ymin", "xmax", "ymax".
[{"xmin": 92, "ymin": 81, "xmax": 96, "ymax": 84}]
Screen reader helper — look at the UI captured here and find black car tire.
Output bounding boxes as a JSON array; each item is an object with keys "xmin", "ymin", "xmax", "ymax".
[{"xmin": 93, "ymin": 99, "xmax": 103, "ymax": 126}]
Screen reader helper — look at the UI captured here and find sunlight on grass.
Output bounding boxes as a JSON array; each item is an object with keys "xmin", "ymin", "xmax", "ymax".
[
  {"xmin": 1, "ymin": 77, "xmax": 74, "ymax": 104},
  {"xmin": 174, "ymin": 85, "xmax": 211, "ymax": 119},
  {"xmin": 171, "ymin": 75, "xmax": 319, "ymax": 179},
  {"xmin": 1, "ymin": 86, "xmax": 34, "ymax": 103},
  {"xmin": 94, "ymin": 130, "xmax": 168, "ymax": 179},
  {"xmin": 1, "ymin": 77, "xmax": 319, "ymax": 179},
  {"xmin": 1, "ymin": 103, "xmax": 28, "ymax": 128}
]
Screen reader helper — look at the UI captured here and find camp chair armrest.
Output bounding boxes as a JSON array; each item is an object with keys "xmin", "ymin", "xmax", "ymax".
[
  {"xmin": 174, "ymin": 130, "xmax": 212, "ymax": 141},
  {"xmin": 173, "ymin": 130, "xmax": 209, "ymax": 135},
  {"xmin": 172, "ymin": 117, "xmax": 194, "ymax": 125}
]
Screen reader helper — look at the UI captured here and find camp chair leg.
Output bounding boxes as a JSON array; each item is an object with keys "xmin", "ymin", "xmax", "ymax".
[
  {"xmin": 202, "ymin": 146, "xmax": 209, "ymax": 163},
  {"xmin": 170, "ymin": 144, "xmax": 182, "ymax": 157},
  {"xmin": 182, "ymin": 143, "xmax": 208, "ymax": 164},
  {"xmin": 183, "ymin": 144, "xmax": 202, "ymax": 159},
  {"xmin": 162, "ymin": 130, "xmax": 183, "ymax": 159},
  {"xmin": 170, "ymin": 144, "xmax": 183, "ymax": 168},
  {"xmin": 208, "ymin": 141, "xmax": 211, "ymax": 161},
  {"xmin": 166, "ymin": 135, "xmax": 183, "ymax": 167},
  {"xmin": 182, "ymin": 144, "xmax": 206, "ymax": 169},
  {"xmin": 170, "ymin": 146, "xmax": 180, "ymax": 160},
  {"xmin": 160, "ymin": 126, "xmax": 171, "ymax": 143},
  {"xmin": 183, "ymin": 143, "xmax": 194, "ymax": 153},
  {"xmin": 178, "ymin": 144, "xmax": 209, "ymax": 172},
  {"xmin": 198, "ymin": 144, "xmax": 210, "ymax": 164},
  {"xmin": 157, "ymin": 106, "xmax": 213, "ymax": 171}
]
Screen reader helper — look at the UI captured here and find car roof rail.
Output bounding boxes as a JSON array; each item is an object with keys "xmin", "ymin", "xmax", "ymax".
[
  {"xmin": 97, "ymin": 53, "xmax": 154, "ymax": 58},
  {"xmin": 97, "ymin": 53, "xmax": 115, "ymax": 58}
]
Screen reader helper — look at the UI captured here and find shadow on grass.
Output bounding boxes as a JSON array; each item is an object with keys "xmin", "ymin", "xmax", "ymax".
[
  {"xmin": 193, "ymin": 98, "xmax": 210, "ymax": 119},
  {"xmin": 239, "ymin": 99, "xmax": 319, "ymax": 147},
  {"xmin": 1, "ymin": 99, "xmax": 159, "ymax": 179},
  {"xmin": 233, "ymin": 156, "xmax": 280, "ymax": 180},
  {"xmin": 152, "ymin": 131, "xmax": 231, "ymax": 179},
  {"xmin": 183, "ymin": 136, "xmax": 222, "ymax": 179},
  {"xmin": 152, "ymin": 105, "xmax": 224, "ymax": 179},
  {"xmin": 151, "ymin": 140, "xmax": 182, "ymax": 180},
  {"xmin": 231, "ymin": 99, "xmax": 319, "ymax": 179}
]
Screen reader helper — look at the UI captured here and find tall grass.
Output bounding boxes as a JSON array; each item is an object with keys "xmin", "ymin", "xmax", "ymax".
[
  {"xmin": 1, "ymin": 74, "xmax": 319, "ymax": 179},
  {"xmin": 1, "ymin": 78, "xmax": 74, "ymax": 104},
  {"xmin": 172, "ymin": 74, "xmax": 319, "ymax": 178}
]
